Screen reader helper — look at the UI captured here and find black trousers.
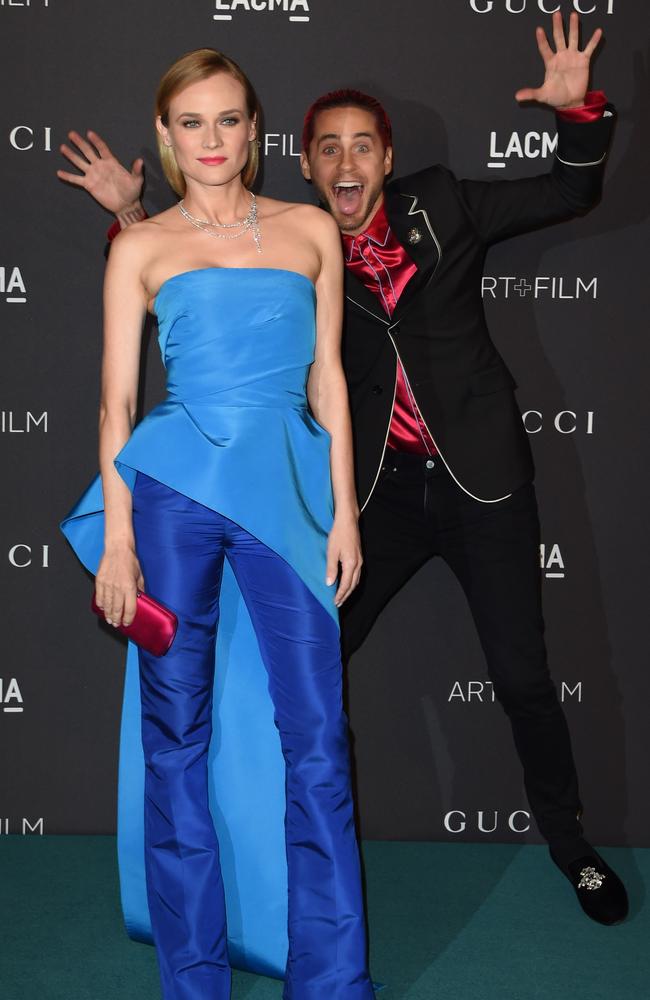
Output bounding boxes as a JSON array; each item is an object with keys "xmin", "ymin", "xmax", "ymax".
[{"xmin": 341, "ymin": 449, "xmax": 582, "ymax": 846}]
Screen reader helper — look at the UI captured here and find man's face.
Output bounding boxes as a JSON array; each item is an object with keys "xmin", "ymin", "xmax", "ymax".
[{"xmin": 300, "ymin": 106, "xmax": 393, "ymax": 235}]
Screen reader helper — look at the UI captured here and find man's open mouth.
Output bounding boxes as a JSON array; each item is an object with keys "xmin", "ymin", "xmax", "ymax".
[{"xmin": 332, "ymin": 181, "xmax": 365, "ymax": 216}]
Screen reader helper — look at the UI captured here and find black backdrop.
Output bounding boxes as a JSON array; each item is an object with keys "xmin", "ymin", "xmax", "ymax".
[{"xmin": 1, "ymin": 0, "xmax": 649, "ymax": 847}]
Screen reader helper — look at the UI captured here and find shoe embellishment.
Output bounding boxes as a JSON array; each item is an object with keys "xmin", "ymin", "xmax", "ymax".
[{"xmin": 578, "ymin": 866, "xmax": 606, "ymax": 891}]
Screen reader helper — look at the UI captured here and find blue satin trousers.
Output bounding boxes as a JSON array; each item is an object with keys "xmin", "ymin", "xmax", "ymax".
[{"xmin": 132, "ymin": 474, "xmax": 373, "ymax": 1000}]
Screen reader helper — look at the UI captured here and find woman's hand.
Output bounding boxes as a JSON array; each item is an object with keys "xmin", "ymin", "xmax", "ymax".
[
  {"xmin": 326, "ymin": 512, "xmax": 363, "ymax": 608},
  {"xmin": 95, "ymin": 544, "xmax": 145, "ymax": 628}
]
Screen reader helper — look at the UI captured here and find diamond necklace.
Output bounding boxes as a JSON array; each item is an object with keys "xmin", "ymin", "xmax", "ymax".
[{"xmin": 178, "ymin": 193, "xmax": 262, "ymax": 253}]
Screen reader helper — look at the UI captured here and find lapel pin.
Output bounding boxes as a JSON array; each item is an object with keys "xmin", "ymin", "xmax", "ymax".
[{"xmin": 407, "ymin": 227, "xmax": 423, "ymax": 245}]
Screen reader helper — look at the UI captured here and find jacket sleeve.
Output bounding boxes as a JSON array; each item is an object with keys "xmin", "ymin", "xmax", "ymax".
[{"xmin": 455, "ymin": 105, "xmax": 616, "ymax": 246}]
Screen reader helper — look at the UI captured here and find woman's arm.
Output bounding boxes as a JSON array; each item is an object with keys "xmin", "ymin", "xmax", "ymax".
[
  {"xmin": 95, "ymin": 225, "xmax": 149, "ymax": 627},
  {"xmin": 307, "ymin": 210, "xmax": 362, "ymax": 608}
]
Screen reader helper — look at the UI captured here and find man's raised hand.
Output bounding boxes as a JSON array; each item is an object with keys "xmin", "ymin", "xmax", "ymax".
[
  {"xmin": 515, "ymin": 11, "xmax": 603, "ymax": 111},
  {"xmin": 57, "ymin": 130, "xmax": 144, "ymax": 216}
]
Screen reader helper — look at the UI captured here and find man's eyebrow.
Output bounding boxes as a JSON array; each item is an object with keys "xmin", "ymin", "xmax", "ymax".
[{"xmin": 316, "ymin": 131, "xmax": 375, "ymax": 143}]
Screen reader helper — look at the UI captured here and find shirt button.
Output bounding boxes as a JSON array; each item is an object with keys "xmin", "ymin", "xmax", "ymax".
[
  {"xmin": 425, "ymin": 459, "xmax": 435, "ymax": 469},
  {"xmin": 372, "ymin": 385, "xmax": 383, "ymax": 395}
]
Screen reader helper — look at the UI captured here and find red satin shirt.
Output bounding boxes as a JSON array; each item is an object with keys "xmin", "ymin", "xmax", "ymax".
[{"xmin": 343, "ymin": 204, "xmax": 437, "ymax": 455}]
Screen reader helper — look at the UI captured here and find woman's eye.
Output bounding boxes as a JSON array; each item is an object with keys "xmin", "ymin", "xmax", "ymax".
[
  {"xmin": 181, "ymin": 119, "xmax": 201, "ymax": 128},
  {"xmin": 222, "ymin": 118, "xmax": 240, "ymax": 126}
]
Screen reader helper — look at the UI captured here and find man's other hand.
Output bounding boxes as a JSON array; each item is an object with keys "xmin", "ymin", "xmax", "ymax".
[
  {"xmin": 57, "ymin": 130, "xmax": 144, "ymax": 217},
  {"xmin": 515, "ymin": 11, "xmax": 603, "ymax": 111}
]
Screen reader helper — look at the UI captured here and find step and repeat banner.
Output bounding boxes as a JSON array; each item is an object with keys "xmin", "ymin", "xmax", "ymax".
[{"xmin": 1, "ymin": 0, "xmax": 648, "ymax": 846}]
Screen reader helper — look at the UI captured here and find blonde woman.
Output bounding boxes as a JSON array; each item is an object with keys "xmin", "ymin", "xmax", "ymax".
[{"xmin": 62, "ymin": 49, "xmax": 373, "ymax": 1000}]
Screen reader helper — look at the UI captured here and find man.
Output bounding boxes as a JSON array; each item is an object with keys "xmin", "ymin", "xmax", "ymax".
[{"xmin": 58, "ymin": 12, "xmax": 627, "ymax": 924}]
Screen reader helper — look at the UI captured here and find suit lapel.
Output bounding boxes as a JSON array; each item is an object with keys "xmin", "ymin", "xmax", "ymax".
[
  {"xmin": 344, "ymin": 264, "xmax": 390, "ymax": 325},
  {"xmin": 385, "ymin": 188, "xmax": 442, "ymax": 316},
  {"xmin": 343, "ymin": 186, "xmax": 442, "ymax": 324}
]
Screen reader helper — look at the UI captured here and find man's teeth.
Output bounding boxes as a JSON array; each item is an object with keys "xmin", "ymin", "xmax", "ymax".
[{"xmin": 334, "ymin": 182, "xmax": 363, "ymax": 189}]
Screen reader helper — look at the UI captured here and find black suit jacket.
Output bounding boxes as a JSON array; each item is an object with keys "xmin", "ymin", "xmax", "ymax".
[{"xmin": 342, "ymin": 108, "xmax": 616, "ymax": 509}]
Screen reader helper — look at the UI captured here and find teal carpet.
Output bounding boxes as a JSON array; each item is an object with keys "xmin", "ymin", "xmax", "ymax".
[{"xmin": 1, "ymin": 838, "xmax": 647, "ymax": 999}]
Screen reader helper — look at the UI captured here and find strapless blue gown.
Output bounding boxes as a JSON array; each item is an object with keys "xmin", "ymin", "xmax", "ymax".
[{"xmin": 60, "ymin": 268, "xmax": 368, "ymax": 987}]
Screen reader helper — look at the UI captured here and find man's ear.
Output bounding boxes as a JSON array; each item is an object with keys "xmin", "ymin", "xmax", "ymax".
[
  {"xmin": 300, "ymin": 151, "xmax": 312, "ymax": 182},
  {"xmin": 384, "ymin": 145, "xmax": 393, "ymax": 177},
  {"xmin": 156, "ymin": 116, "xmax": 172, "ymax": 147}
]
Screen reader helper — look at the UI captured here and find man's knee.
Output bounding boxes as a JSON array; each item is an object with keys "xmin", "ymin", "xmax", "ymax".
[{"xmin": 491, "ymin": 665, "xmax": 561, "ymax": 719}]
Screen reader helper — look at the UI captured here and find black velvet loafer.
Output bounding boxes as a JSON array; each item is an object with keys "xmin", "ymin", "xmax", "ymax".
[{"xmin": 551, "ymin": 846, "xmax": 629, "ymax": 925}]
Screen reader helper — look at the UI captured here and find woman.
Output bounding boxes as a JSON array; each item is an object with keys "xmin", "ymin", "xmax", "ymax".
[{"xmin": 61, "ymin": 49, "xmax": 374, "ymax": 1000}]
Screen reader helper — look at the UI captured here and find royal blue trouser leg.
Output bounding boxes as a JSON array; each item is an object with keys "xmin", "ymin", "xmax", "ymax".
[{"xmin": 132, "ymin": 474, "xmax": 373, "ymax": 1000}]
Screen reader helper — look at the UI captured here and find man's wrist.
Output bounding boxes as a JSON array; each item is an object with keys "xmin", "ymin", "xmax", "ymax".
[
  {"xmin": 556, "ymin": 90, "xmax": 608, "ymax": 124},
  {"xmin": 115, "ymin": 200, "xmax": 146, "ymax": 230},
  {"xmin": 108, "ymin": 202, "xmax": 147, "ymax": 243}
]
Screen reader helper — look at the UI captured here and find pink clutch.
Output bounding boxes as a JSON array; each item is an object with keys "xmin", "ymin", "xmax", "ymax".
[{"xmin": 91, "ymin": 590, "xmax": 178, "ymax": 657}]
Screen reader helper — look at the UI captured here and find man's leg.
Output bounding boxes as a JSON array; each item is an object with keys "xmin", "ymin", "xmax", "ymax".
[
  {"xmin": 341, "ymin": 452, "xmax": 437, "ymax": 661},
  {"xmin": 427, "ymin": 463, "xmax": 627, "ymax": 923},
  {"xmin": 430, "ymin": 473, "xmax": 582, "ymax": 845}
]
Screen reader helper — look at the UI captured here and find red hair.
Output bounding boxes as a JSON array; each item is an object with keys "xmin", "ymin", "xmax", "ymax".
[{"xmin": 301, "ymin": 89, "xmax": 393, "ymax": 153}]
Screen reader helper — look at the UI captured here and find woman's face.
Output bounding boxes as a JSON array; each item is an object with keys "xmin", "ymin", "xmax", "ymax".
[{"xmin": 157, "ymin": 72, "xmax": 256, "ymax": 191}]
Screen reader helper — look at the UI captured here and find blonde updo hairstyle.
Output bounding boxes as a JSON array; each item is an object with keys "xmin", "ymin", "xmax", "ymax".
[{"xmin": 156, "ymin": 48, "xmax": 261, "ymax": 197}]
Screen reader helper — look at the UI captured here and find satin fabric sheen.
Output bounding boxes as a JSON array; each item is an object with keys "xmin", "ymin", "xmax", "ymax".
[
  {"xmin": 91, "ymin": 590, "xmax": 178, "ymax": 656},
  {"xmin": 60, "ymin": 268, "xmax": 372, "ymax": 994},
  {"xmin": 343, "ymin": 204, "xmax": 437, "ymax": 455},
  {"xmin": 133, "ymin": 473, "xmax": 371, "ymax": 999}
]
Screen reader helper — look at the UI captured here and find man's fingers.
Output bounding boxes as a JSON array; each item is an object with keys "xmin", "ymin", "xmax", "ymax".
[
  {"xmin": 87, "ymin": 130, "xmax": 112, "ymax": 158},
  {"xmin": 68, "ymin": 130, "xmax": 99, "ymax": 162},
  {"xmin": 568, "ymin": 10, "xmax": 580, "ymax": 50},
  {"xmin": 536, "ymin": 26, "xmax": 553, "ymax": 65},
  {"xmin": 59, "ymin": 144, "xmax": 89, "ymax": 172},
  {"xmin": 552, "ymin": 10, "xmax": 567, "ymax": 52},
  {"xmin": 515, "ymin": 87, "xmax": 542, "ymax": 104},
  {"xmin": 56, "ymin": 169, "xmax": 87, "ymax": 187},
  {"xmin": 584, "ymin": 27, "xmax": 603, "ymax": 59}
]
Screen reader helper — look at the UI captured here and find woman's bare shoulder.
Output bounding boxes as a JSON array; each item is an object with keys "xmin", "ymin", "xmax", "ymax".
[
  {"xmin": 109, "ymin": 206, "xmax": 181, "ymax": 262},
  {"xmin": 258, "ymin": 196, "xmax": 320, "ymax": 221},
  {"xmin": 258, "ymin": 196, "xmax": 337, "ymax": 239}
]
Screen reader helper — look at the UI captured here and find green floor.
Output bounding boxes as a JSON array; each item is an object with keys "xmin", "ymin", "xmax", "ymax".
[{"xmin": 1, "ymin": 837, "xmax": 647, "ymax": 1000}]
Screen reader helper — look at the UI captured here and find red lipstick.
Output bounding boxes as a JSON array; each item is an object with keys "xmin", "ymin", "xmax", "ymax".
[{"xmin": 198, "ymin": 156, "xmax": 227, "ymax": 165}]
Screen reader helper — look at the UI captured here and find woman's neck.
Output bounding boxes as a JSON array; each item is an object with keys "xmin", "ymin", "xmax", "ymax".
[{"xmin": 182, "ymin": 178, "xmax": 252, "ymax": 225}]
